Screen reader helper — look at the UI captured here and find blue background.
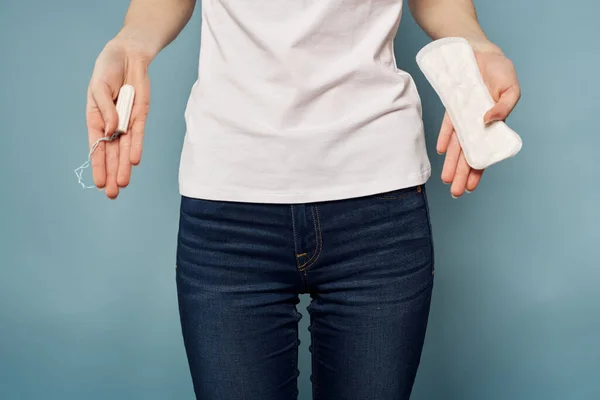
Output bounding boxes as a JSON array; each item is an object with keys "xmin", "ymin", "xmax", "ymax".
[{"xmin": 1, "ymin": 0, "xmax": 598, "ymax": 399}]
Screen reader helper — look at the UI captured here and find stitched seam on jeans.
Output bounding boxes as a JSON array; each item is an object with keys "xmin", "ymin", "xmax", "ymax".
[
  {"xmin": 298, "ymin": 206, "xmax": 319, "ymax": 270},
  {"xmin": 422, "ymin": 187, "xmax": 435, "ymax": 275},
  {"xmin": 297, "ymin": 206, "xmax": 317, "ymax": 269},
  {"xmin": 310, "ymin": 312, "xmax": 320, "ymax": 399},
  {"xmin": 374, "ymin": 185, "xmax": 421, "ymax": 200},
  {"xmin": 292, "ymin": 309, "xmax": 300, "ymax": 398},
  {"xmin": 291, "ymin": 205, "xmax": 301, "ymax": 269},
  {"xmin": 300, "ymin": 206, "xmax": 322, "ymax": 271}
]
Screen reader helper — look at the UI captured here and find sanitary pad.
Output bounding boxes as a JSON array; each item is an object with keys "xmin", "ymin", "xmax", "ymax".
[{"xmin": 416, "ymin": 37, "xmax": 522, "ymax": 170}]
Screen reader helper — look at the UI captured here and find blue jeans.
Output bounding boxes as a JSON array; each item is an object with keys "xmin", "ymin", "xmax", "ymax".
[{"xmin": 176, "ymin": 185, "xmax": 434, "ymax": 400}]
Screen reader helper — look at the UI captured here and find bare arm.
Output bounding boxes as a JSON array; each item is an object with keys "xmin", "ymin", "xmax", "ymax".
[
  {"xmin": 407, "ymin": 0, "xmax": 502, "ymax": 53},
  {"xmin": 408, "ymin": 0, "xmax": 521, "ymax": 198},
  {"xmin": 115, "ymin": 0, "xmax": 197, "ymax": 60},
  {"xmin": 86, "ymin": 0, "xmax": 196, "ymax": 199}
]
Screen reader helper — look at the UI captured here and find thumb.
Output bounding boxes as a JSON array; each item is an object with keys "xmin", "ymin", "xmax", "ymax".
[
  {"xmin": 91, "ymin": 81, "xmax": 119, "ymax": 136},
  {"xmin": 437, "ymin": 112, "xmax": 453, "ymax": 154},
  {"xmin": 483, "ymin": 85, "xmax": 521, "ymax": 124}
]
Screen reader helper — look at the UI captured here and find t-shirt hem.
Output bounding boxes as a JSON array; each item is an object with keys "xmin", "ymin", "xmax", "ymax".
[{"xmin": 179, "ymin": 168, "xmax": 432, "ymax": 204}]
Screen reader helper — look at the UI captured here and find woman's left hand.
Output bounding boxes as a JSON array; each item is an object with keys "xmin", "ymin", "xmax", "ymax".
[{"xmin": 436, "ymin": 40, "xmax": 521, "ymax": 198}]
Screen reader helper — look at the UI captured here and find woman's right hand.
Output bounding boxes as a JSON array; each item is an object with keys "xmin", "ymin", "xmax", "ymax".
[{"xmin": 86, "ymin": 37, "xmax": 151, "ymax": 199}]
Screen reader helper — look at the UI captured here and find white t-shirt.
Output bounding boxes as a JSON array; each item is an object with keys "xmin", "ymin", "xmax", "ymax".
[{"xmin": 178, "ymin": 0, "xmax": 431, "ymax": 204}]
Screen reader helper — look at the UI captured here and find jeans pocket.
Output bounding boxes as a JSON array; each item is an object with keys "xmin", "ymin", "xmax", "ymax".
[
  {"xmin": 420, "ymin": 185, "xmax": 435, "ymax": 275},
  {"xmin": 373, "ymin": 185, "xmax": 423, "ymax": 200}
]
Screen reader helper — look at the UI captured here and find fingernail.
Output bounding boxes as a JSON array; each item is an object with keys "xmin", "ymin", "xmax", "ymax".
[
  {"xmin": 451, "ymin": 194, "xmax": 458, "ymax": 199},
  {"xmin": 465, "ymin": 189, "xmax": 472, "ymax": 193}
]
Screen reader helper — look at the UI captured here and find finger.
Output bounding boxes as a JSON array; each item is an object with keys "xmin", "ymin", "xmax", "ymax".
[
  {"xmin": 117, "ymin": 131, "xmax": 132, "ymax": 188},
  {"xmin": 129, "ymin": 66, "xmax": 150, "ymax": 165},
  {"xmin": 451, "ymin": 151, "xmax": 471, "ymax": 198},
  {"xmin": 90, "ymin": 80, "xmax": 119, "ymax": 136},
  {"xmin": 129, "ymin": 112, "xmax": 147, "ymax": 166},
  {"xmin": 436, "ymin": 112, "xmax": 453, "ymax": 154},
  {"xmin": 483, "ymin": 84, "xmax": 521, "ymax": 124},
  {"xmin": 90, "ymin": 139, "xmax": 107, "ymax": 188},
  {"xmin": 441, "ymin": 131, "xmax": 461, "ymax": 184},
  {"xmin": 466, "ymin": 169, "xmax": 484, "ymax": 193},
  {"xmin": 104, "ymin": 139, "xmax": 120, "ymax": 199},
  {"xmin": 86, "ymin": 90, "xmax": 107, "ymax": 188}
]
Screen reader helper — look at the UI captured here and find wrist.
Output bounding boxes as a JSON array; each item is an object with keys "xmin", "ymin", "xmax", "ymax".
[
  {"xmin": 463, "ymin": 37, "xmax": 504, "ymax": 55},
  {"xmin": 113, "ymin": 27, "xmax": 162, "ymax": 62}
]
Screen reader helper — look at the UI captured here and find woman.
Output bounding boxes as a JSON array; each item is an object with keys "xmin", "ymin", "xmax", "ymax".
[{"xmin": 86, "ymin": 0, "xmax": 520, "ymax": 398}]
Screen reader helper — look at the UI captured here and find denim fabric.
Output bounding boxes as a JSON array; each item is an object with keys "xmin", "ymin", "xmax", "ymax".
[{"xmin": 176, "ymin": 185, "xmax": 434, "ymax": 400}]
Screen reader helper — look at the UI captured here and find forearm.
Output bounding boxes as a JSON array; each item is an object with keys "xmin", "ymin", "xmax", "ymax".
[
  {"xmin": 408, "ymin": 0, "xmax": 502, "ymax": 53},
  {"xmin": 114, "ymin": 0, "xmax": 197, "ymax": 60}
]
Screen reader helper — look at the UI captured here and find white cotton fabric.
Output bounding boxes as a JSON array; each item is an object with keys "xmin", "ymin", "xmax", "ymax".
[
  {"xmin": 178, "ymin": 0, "xmax": 431, "ymax": 203},
  {"xmin": 416, "ymin": 37, "xmax": 522, "ymax": 170}
]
